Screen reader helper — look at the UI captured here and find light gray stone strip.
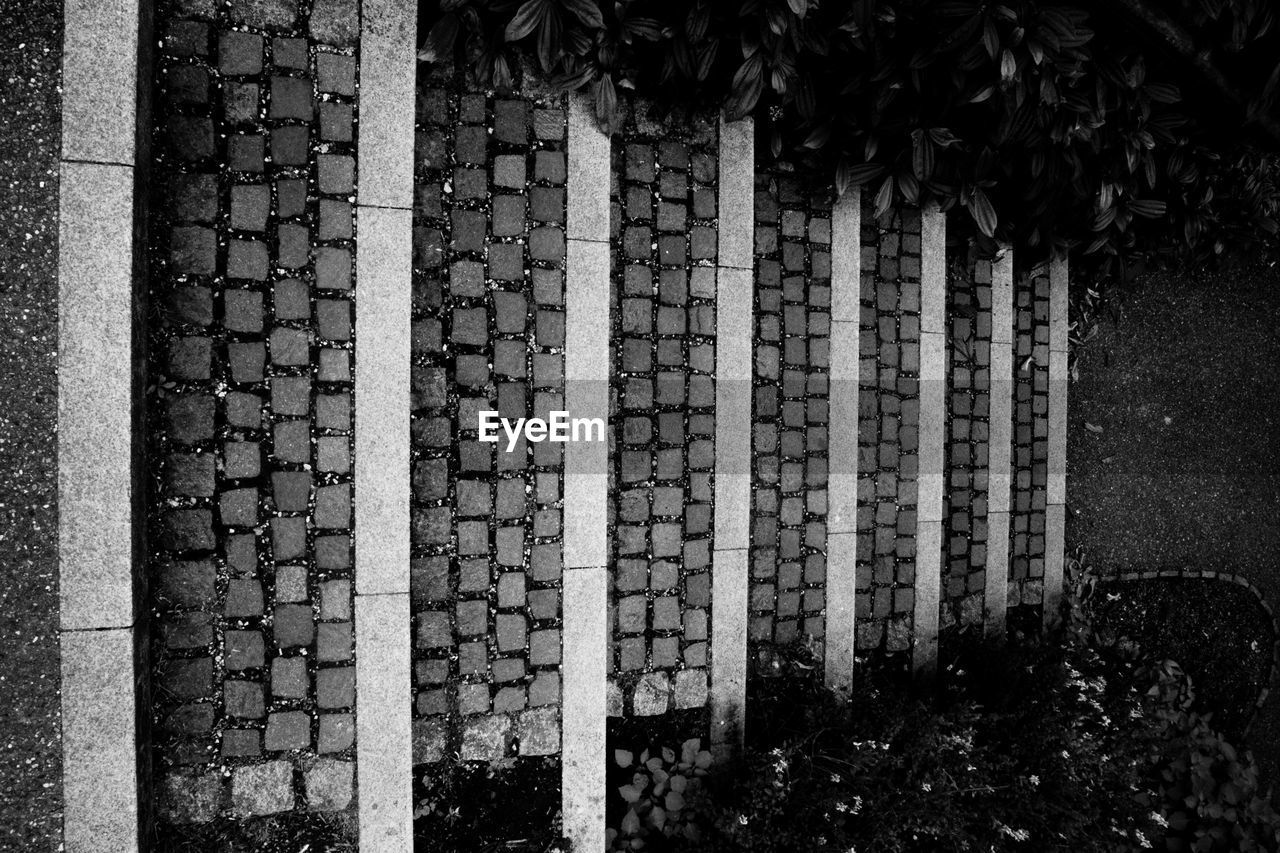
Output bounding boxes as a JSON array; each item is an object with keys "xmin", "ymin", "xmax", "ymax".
[
  {"xmin": 58, "ymin": 162, "xmax": 138, "ymax": 631},
  {"xmin": 717, "ymin": 117, "xmax": 755, "ymax": 270},
  {"xmin": 61, "ymin": 0, "xmax": 143, "ymax": 165},
  {"xmin": 709, "ymin": 547, "xmax": 747, "ymax": 760},
  {"xmin": 354, "ymin": 207, "xmax": 412, "ymax": 595},
  {"xmin": 712, "ymin": 266, "xmax": 752, "ymax": 551},
  {"xmin": 59, "ymin": 0, "xmax": 147, "ymax": 844},
  {"xmin": 985, "ymin": 251, "xmax": 1015, "ymax": 637},
  {"xmin": 355, "ymin": 593, "xmax": 412, "ymax": 851},
  {"xmin": 566, "ymin": 96, "xmax": 610, "ymax": 242},
  {"xmin": 353, "ymin": 4, "xmax": 416, "ymax": 844},
  {"xmin": 914, "ymin": 207, "xmax": 946, "ymax": 677},
  {"xmin": 357, "ymin": 0, "xmax": 414, "ymax": 210},
  {"xmin": 1044, "ymin": 256, "xmax": 1070, "ymax": 627},
  {"xmin": 824, "ymin": 531, "xmax": 858, "ymax": 698},
  {"xmin": 61, "ymin": 629, "xmax": 139, "ymax": 853},
  {"xmin": 562, "ymin": 565, "xmax": 608, "ymax": 848},
  {"xmin": 709, "ymin": 116, "xmax": 755, "ymax": 758},
  {"xmin": 825, "ymin": 188, "xmax": 861, "ymax": 697},
  {"xmin": 561, "ymin": 98, "xmax": 611, "ymax": 853}
]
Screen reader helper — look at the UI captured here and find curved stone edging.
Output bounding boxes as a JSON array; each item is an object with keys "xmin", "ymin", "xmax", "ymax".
[{"xmin": 1098, "ymin": 568, "xmax": 1280, "ymax": 733}]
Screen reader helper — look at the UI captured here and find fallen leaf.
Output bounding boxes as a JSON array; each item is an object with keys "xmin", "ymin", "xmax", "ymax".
[{"xmin": 1085, "ymin": 422, "xmax": 1104, "ymax": 433}]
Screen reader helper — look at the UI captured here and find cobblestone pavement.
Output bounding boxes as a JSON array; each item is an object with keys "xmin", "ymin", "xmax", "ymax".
[
  {"xmin": 607, "ymin": 97, "xmax": 718, "ymax": 715},
  {"xmin": 409, "ymin": 64, "xmax": 567, "ymax": 765},
  {"xmin": 0, "ymin": 0, "xmax": 63, "ymax": 848},
  {"xmin": 147, "ymin": 0, "xmax": 360, "ymax": 834}
]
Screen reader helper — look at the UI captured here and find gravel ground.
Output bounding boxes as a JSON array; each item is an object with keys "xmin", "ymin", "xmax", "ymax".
[
  {"xmin": 0, "ymin": 0, "xmax": 63, "ymax": 849},
  {"xmin": 1069, "ymin": 262, "xmax": 1280, "ymax": 787}
]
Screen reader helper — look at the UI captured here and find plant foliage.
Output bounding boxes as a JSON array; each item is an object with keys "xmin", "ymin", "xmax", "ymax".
[
  {"xmin": 420, "ymin": 0, "xmax": 1280, "ymax": 268},
  {"xmin": 600, "ymin": 556, "xmax": 1280, "ymax": 851}
]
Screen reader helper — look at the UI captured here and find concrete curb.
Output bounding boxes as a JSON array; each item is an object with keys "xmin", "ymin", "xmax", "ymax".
[
  {"xmin": 354, "ymin": 0, "xmax": 416, "ymax": 848},
  {"xmin": 57, "ymin": 0, "xmax": 150, "ymax": 850},
  {"xmin": 985, "ymin": 250, "xmax": 1015, "ymax": 638},
  {"xmin": 912, "ymin": 207, "xmax": 946, "ymax": 677},
  {"xmin": 561, "ymin": 94, "xmax": 611, "ymax": 853},
  {"xmin": 710, "ymin": 116, "xmax": 753, "ymax": 759},
  {"xmin": 1044, "ymin": 256, "xmax": 1069, "ymax": 628},
  {"xmin": 824, "ymin": 187, "xmax": 860, "ymax": 697}
]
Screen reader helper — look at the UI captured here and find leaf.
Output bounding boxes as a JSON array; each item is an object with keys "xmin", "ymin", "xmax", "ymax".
[
  {"xmin": 845, "ymin": 162, "xmax": 885, "ymax": 187},
  {"xmin": 618, "ymin": 783, "xmax": 642, "ymax": 804},
  {"xmin": 505, "ymin": 0, "xmax": 548, "ymax": 41},
  {"xmin": 725, "ymin": 53, "xmax": 765, "ymax": 119},
  {"xmin": 874, "ymin": 174, "xmax": 894, "ymax": 217},
  {"xmin": 661, "ymin": 747, "xmax": 676, "ymax": 764},
  {"xmin": 787, "ymin": 0, "xmax": 808, "ymax": 16},
  {"xmin": 595, "ymin": 73, "xmax": 618, "ymax": 133},
  {"xmin": 1084, "ymin": 422, "xmax": 1103, "ymax": 433},
  {"xmin": 968, "ymin": 186, "xmax": 998, "ymax": 237},
  {"xmin": 560, "ymin": 0, "xmax": 604, "ymax": 29},
  {"xmin": 620, "ymin": 809, "xmax": 641, "ymax": 837},
  {"xmin": 1129, "ymin": 199, "xmax": 1167, "ymax": 219},
  {"xmin": 665, "ymin": 790, "xmax": 686, "ymax": 812},
  {"xmin": 418, "ymin": 13, "xmax": 459, "ymax": 64},
  {"xmin": 615, "ymin": 749, "xmax": 635, "ymax": 768}
]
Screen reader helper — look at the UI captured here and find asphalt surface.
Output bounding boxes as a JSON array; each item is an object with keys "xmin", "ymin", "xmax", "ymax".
[
  {"xmin": 1069, "ymin": 261, "xmax": 1280, "ymax": 786},
  {"xmin": 0, "ymin": 0, "xmax": 63, "ymax": 849}
]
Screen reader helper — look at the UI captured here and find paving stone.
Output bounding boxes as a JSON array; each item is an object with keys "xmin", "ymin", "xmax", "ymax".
[
  {"xmin": 224, "ymin": 81, "xmax": 260, "ymax": 124},
  {"xmin": 265, "ymin": 710, "xmax": 310, "ymax": 751},
  {"xmin": 310, "ymin": 0, "xmax": 358, "ymax": 46},
  {"xmin": 232, "ymin": 761, "xmax": 294, "ymax": 816},
  {"xmin": 169, "ymin": 173, "xmax": 218, "ymax": 224},
  {"xmin": 275, "ymin": 566, "xmax": 309, "ymax": 602},
  {"xmin": 229, "ymin": 0, "xmax": 295, "ymax": 29},
  {"xmin": 277, "ymin": 179, "xmax": 307, "ymax": 218},
  {"xmin": 270, "ymin": 75, "xmax": 312, "ymax": 120},
  {"xmin": 316, "ymin": 622, "xmax": 352, "ymax": 662},
  {"xmin": 224, "ymin": 289, "xmax": 264, "ymax": 332},
  {"xmin": 534, "ymin": 150, "xmax": 566, "ymax": 183},
  {"xmin": 632, "ymin": 672, "xmax": 670, "ymax": 716},
  {"xmin": 317, "ymin": 53, "xmax": 356, "ymax": 96},
  {"xmin": 273, "ymin": 36, "xmax": 308, "ymax": 69},
  {"xmin": 318, "ymin": 713, "xmax": 355, "ymax": 753},
  {"xmin": 318, "ymin": 199, "xmax": 352, "ymax": 241},
  {"xmin": 275, "ymin": 604, "xmax": 315, "ymax": 648},
  {"xmin": 228, "ymin": 239, "xmax": 269, "ymax": 281},
  {"xmin": 222, "ymin": 728, "xmax": 261, "ymax": 759},
  {"xmin": 273, "ymin": 657, "xmax": 308, "ymax": 698},
  {"xmin": 303, "ymin": 758, "xmax": 353, "ymax": 812},
  {"xmin": 460, "ymin": 715, "xmax": 511, "ymax": 762},
  {"xmin": 319, "ymin": 102, "xmax": 353, "ymax": 142},
  {"xmin": 271, "ymin": 126, "xmax": 311, "ymax": 167},
  {"xmin": 224, "ymin": 679, "xmax": 265, "ymax": 719},
  {"xmin": 228, "ymin": 133, "xmax": 266, "ymax": 173},
  {"xmin": 317, "ymin": 154, "xmax": 354, "ymax": 195},
  {"xmin": 273, "ymin": 278, "xmax": 310, "ymax": 320},
  {"xmin": 316, "ymin": 246, "xmax": 351, "ymax": 290},
  {"xmin": 169, "ymin": 226, "xmax": 216, "ymax": 275},
  {"xmin": 317, "ymin": 666, "xmax": 355, "ymax": 708},
  {"xmin": 226, "ymin": 630, "xmax": 265, "ymax": 670}
]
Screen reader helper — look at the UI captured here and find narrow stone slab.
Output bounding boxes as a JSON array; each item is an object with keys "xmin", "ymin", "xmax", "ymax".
[
  {"xmin": 830, "ymin": 188, "xmax": 861, "ymax": 322},
  {"xmin": 355, "ymin": 593, "xmax": 412, "ymax": 851},
  {"xmin": 566, "ymin": 96, "xmax": 610, "ymax": 242},
  {"xmin": 911, "ymin": 520, "xmax": 942, "ymax": 676},
  {"xmin": 62, "ymin": 0, "xmax": 141, "ymax": 165},
  {"xmin": 58, "ymin": 162, "xmax": 138, "ymax": 631},
  {"xmin": 709, "ymin": 547, "xmax": 747, "ymax": 759},
  {"xmin": 61, "ymin": 628, "xmax": 139, "ymax": 853},
  {"xmin": 564, "ymin": 239, "xmax": 609, "ymax": 569},
  {"xmin": 712, "ymin": 266, "xmax": 752, "ymax": 550},
  {"xmin": 561, "ymin": 565, "xmax": 607, "ymax": 851},
  {"xmin": 828, "ymin": 189, "xmax": 861, "ymax": 535},
  {"xmin": 561, "ymin": 96, "xmax": 611, "ymax": 853},
  {"xmin": 919, "ymin": 207, "xmax": 947, "ymax": 333},
  {"xmin": 357, "ymin": 0, "xmax": 414, "ymax": 209},
  {"xmin": 354, "ymin": 206, "xmax": 411, "ymax": 595},
  {"xmin": 1043, "ymin": 504, "xmax": 1066, "ymax": 627},
  {"xmin": 985, "ymin": 251, "xmax": 1015, "ymax": 637},
  {"xmin": 824, "ymin": 532, "xmax": 858, "ymax": 697},
  {"xmin": 717, "ymin": 117, "xmax": 755, "ymax": 270},
  {"xmin": 1044, "ymin": 256, "xmax": 1069, "ymax": 628},
  {"xmin": 914, "ymin": 208, "xmax": 946, "ymax": 677}
]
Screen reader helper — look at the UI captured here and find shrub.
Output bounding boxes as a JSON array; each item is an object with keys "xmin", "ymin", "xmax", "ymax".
[
  {"xmin": 420, "ymin": 0, "xmax": 1280, "ymax": 272},
  {"xmin": 602, "ymin": 557, "xmax": 1280, "ymax": 852}
]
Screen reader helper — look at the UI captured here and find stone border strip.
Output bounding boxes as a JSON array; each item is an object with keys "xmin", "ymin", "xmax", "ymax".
[
  {"xmin": 562, "ymin": 94, "xmax": 611, "ymax": 852},
  {"xmin": 825, "ymin": 187, "xmax": 861, "ymax": 697},
  {"xmin": 1101, "ymin": 568, "xmax": 1280, "ymax": 733},
  {"xmin": 58, "ymin": 1, "xmax": 150, "ymax": 850},
  {"xmin": 1044, "ymin": 256, "xmax": 1069, "ymax": 627},
  {"xmin": 912, "ymin": 206, "xmax": 946, "ymax": 677},
  {"xmin": 710, "ymin": 115, "xmax": 754, "ymax": 759},
  {"xmin": 354, "ymin": 2, "xmax": 416, "ymax": 849},
  {"xmin": 985, "ymin": 250, "xmax": 1015, "ymax": 638}
]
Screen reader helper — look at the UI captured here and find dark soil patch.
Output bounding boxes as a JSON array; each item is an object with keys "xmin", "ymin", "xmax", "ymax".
[
  {"xmin": 1091, "ymin": 578, "xmax": 1274, "ymax": 737},
  {"xmin": 412, "ymin": 756, "xmax": 564, "ymax": 853},
  {"xmin": 155, "ymin": 811, "xmax": 356, "ymax": 853},
  {"xmin": 606, "ymin": 708, "xmax": 708, "ymax": 834}
]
